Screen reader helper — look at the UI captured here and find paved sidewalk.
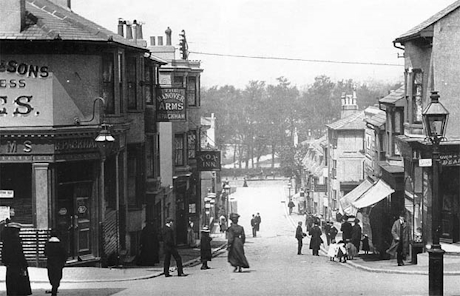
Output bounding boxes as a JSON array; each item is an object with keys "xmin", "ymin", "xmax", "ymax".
[
  {"xmin": 287, "ymin": 211, "xmax": 460, "ymax": 276},
  {"xmin": 0, "ymin": 231, "xmax": 228, "ymax": 283}
]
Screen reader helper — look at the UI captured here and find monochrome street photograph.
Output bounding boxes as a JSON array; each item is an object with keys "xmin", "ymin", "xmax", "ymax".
[{"xmin": 2, "ymin": 0, "xmax": 460, "ymax": 295}]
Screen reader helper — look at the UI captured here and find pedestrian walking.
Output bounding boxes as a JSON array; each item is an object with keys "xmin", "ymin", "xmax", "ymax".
[
  {"xmin": 255, "ymin": 213, "xmax": 261, "ymax": 232},
  {"xmin": 351, "ymin": 218, "xmax": 362, "ymax": 254},
  {"xmin": 324, "ymin": 221, "xmax": 332, "ymax": 245},
  {"xmin": 227, "ymin": 213, "xmax": 249, "ymax": 272},
  {"xmin": 361, "ymin": 234, "xmax": 370, "ymax": 254},
  {"xmin": 329, "ymin": 222, "xmax": 338, "ymax": 243},
  {"xmin": 340, "ymin": 216, "xmax": 353, "ymax": 242},
  {"xmin": 137, "ymin": 220, "xmax": 160, "ymax": 266},
  {"xmin": 243, "ymin": 177, "xmax": 248, "ymax": 187},
  {"xmin": 386, "ymin": 211, "xmax": 410, "ymax": 266},
  {"xmin": 295, "ymin": 221, "xmax": 307, "ymax": 255},
  {"xmin": 1, "ymin": 222, "xmax": 32, "ymax": 296},
  {"xmin": 200, "ymin": 226, "xmax": 212, "ymax": 270},
  {"xmin": 308, "ymin": 221, "xmax": 323, "ymax": 256},
  {"xmin": 162, "ymin": 217, "xmax": 187, "ymax": 277},
  {"xmin": 44, "ymin": 229, "xmax": 67, "ymax": 296},
  {"xmin": 250, "ymin": 214, "xmax": 257, "ymax": 237},
  {"xmin": 288, "ymin": 200, "xmax": 295, "ymax": 215}
]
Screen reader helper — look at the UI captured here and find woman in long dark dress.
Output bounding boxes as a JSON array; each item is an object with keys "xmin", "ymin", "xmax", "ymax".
[
  {"xmin": 227, "ymin": 213, "xmax": 249, "ymax": 272},
  {"xmin": 137, "ymin": 221, "xmax": 160, "ymax": 266},
  {"xmin": 2, "ymin": 222, "xmax": 32, "ymax": 296}
]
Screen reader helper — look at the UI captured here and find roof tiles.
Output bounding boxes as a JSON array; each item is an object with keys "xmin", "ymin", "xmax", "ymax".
[{"xmin": 0, "ymin": 0, "xmax": 146, "ymax": 50}]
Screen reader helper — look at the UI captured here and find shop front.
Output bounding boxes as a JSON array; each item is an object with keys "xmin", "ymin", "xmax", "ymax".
[{"xmin": 0, "ymin": 131, "xmax": 114, "ymax": 265}]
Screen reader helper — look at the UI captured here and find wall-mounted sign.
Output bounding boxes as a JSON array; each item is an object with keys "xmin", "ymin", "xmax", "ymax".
[
  {"xmin": 419, "ymin": 159, "xmax": 432, "ymax": 167},
  {"xmin": 196, "ymin": 151, "xmax": 221, "ymax": 171},
  {"xmin": 156, "ymin": 87, "xmax": 186, "ymax": 122},
  {"xmin": 0, "ymin": 190, "xmax": 14, "ymax": 198},
  {"xmin": 440, "ymin": 153, "xmax": 460, "ymax": 166}
]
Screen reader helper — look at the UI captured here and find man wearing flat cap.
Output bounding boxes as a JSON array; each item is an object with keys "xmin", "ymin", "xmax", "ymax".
[{"xmin": 162, "ymin": 217, "xmax": 187, "ymax": 277}]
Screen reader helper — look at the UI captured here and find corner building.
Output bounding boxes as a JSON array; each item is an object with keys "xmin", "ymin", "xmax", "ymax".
[{"xmin": 0, "ymin": 0, "xmax": 162, "ymax": 265}]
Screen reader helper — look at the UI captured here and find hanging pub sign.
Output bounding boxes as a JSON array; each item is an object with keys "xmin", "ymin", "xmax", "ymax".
[
  {"xmin": 156, "ymin": 87, "xmax": 186, "ymax": 122},
  {"xmin": 196, "ymin": 151, "xmax": 221, "ymax": 171}
]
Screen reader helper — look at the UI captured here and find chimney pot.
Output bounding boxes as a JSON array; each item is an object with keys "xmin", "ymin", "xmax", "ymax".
[{"xmin": 165, "ymin": 27, "xmax": 172, "ymax": 46}]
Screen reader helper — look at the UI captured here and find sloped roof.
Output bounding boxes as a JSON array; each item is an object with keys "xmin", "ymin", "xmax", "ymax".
[
  {"xmin": 365, "ymin": 112, "xmax": 386, "ymax": 129},
  {"xmin": 395, "ymin": 0, "xmax": 460, "ymax": 43},
  {"xmin": 326, "ymin": 111, "xmax": 366, "ymax": 131},
  {"xmin": 0, "ymin": 0, "xmax": 146, "ymax": 50},
  {"xmin": 379, "ymin": 87, "xmax": 405, "ymax": 105}
]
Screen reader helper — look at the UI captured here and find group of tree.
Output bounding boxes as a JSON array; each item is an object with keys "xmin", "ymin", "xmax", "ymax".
[{"xmin": 200, "ymin": 75, "xmax": 401, "ymax": 175}]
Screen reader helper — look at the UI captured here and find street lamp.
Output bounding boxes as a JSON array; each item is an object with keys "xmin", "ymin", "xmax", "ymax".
[
  {"xmin": 422, "ymin": 91, "xmax": 449, "ymax": 296},
  {"xmin": 205, "ymin": 190, "xmax": 216, "ymax": 228}
]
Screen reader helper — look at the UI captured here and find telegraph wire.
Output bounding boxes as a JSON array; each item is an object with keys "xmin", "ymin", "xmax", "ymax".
[{"xmin": 189, "ymin": 51, "xmax": 403, "ymax": 67}]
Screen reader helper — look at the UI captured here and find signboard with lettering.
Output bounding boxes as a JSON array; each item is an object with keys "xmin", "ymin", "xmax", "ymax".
[
  {"xmin": 0, "ymin": 190, "xmax": 13, "ymax": 198},
  {"xmin": 156, "ymin": 87, "xmax": 186, "ymax": 122},
  {"xmin": 440, "ymin": 153, "xmax": 460, "ymax": 166},
  {"xmin": 196, "ymin": 151, "xmax": 221, "ymax": 171}
]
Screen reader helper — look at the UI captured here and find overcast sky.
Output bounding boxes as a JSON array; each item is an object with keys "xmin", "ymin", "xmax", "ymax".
[{"xmin": 72, "ymin": 0, "xmax": 456, "ymax": 89}]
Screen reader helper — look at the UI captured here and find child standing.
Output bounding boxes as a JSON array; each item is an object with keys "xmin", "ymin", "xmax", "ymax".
[{"xmin": 200, "ymin": 227, "xmax": 212, "ymax": 270}]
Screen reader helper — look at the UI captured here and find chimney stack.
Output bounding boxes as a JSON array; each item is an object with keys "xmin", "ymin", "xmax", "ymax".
[
  {"xmin": 0, "ymin": 0, "xmax": 25, "ymax": 34},
  {"xmin": 125, "ymin": 21, "xmax": 133, "ymax": 39},
  {"xmin": 158, "ymin": 36, "xmax": 163, "ymax": 46},
  {"xmin": 340, "ymin": 89, "xmax": 359, "ymax": 118},
  {"xmin": 150, "ymin": 36, "xmax": 156, "ymax": 46},
  {"xmin": 118, "ymin": 18, "xmax": 125, "ymax": 37}
]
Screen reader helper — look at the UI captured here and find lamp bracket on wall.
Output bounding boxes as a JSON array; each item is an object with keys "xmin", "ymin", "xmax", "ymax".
[{"xmin": 74, "ymin": 97, "xmax": 106, "ymax": 125}]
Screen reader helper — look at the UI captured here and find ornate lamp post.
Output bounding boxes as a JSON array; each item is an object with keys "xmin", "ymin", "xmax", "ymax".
[{"xmin": 422, "ymin": 91, "xmax": 449, "ymax": 296}]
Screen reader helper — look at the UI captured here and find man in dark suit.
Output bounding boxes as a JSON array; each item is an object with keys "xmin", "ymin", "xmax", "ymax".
[
  {"xmin": 251, "ymin": 214, "xmax": 257, "ymax": 237},
  {"xmin": 162, "ymin": 217, "xmax": 187, "ymax": 277},
  {"xmin": 295, "ymin": 221, "xmax": 307, "ymax": 255}
]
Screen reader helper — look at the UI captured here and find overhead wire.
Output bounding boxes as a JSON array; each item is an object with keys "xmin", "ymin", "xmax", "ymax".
[{"xmin": 189, "ymin": 51, "xmax": 403, "ymax": 67}]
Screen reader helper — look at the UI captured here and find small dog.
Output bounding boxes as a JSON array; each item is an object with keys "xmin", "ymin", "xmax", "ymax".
[{"xmin": 345, "ymin": 242, "xmax": 357, "ymax": 260}]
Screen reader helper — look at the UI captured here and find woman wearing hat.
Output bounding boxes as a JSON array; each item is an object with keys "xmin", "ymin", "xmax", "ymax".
[
  {"xmin": 227, "ymin": 213, "xmax": 249, "ymax": 272},
  {"xmin": 1, "ymin": 222, "xmax": 32, "ymax": 295},
  {"xmin": 200, "ymin": 226, "xmax": 212, "ymax": 270}
]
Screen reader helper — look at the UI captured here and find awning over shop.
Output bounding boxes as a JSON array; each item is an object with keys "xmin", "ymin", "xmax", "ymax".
[
  {"xmin": 352, "ymin": 179, "xmax": 394, "ymax": 209},
  {"xmin": 339, "ymin": 179, "xmax": 373, "ymax": 216}
]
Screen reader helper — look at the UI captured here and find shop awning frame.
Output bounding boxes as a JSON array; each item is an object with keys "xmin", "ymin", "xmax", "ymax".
[
  {"xmin": 352, "ymin": 179, "xmax": 395, "ymax": 209},
  {"xmin": 339, "ymin": 179, "xmax": 373, "ymax": 216}
]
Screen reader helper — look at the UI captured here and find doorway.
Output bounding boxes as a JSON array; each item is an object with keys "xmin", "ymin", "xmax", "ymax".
[{"xmin": 56, "ymin": 181, "xmax": 93, "ymax": 260}]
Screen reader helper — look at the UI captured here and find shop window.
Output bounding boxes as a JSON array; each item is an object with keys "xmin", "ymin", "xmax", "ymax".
[
  {"xmin": 102, "ymin": 54, "xmax": 115, "ymax": 114},
  {"xmin": 187, "ymin": 76, "xmax": 197, "ymax": 106},
  {"xmin": 187, "ymin": 130, "xmax": 197, "ymax": 159},
  {"xmin": 175, "ymin": 134, "xmax": 185, "ymax": 166},
  {"xmin": 127, "ymin": 56, "xmax": 137, "ymax": 110},
  {"xmin": 0, "ymin": 163, "xmax": 32, "ymax": 225}
]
